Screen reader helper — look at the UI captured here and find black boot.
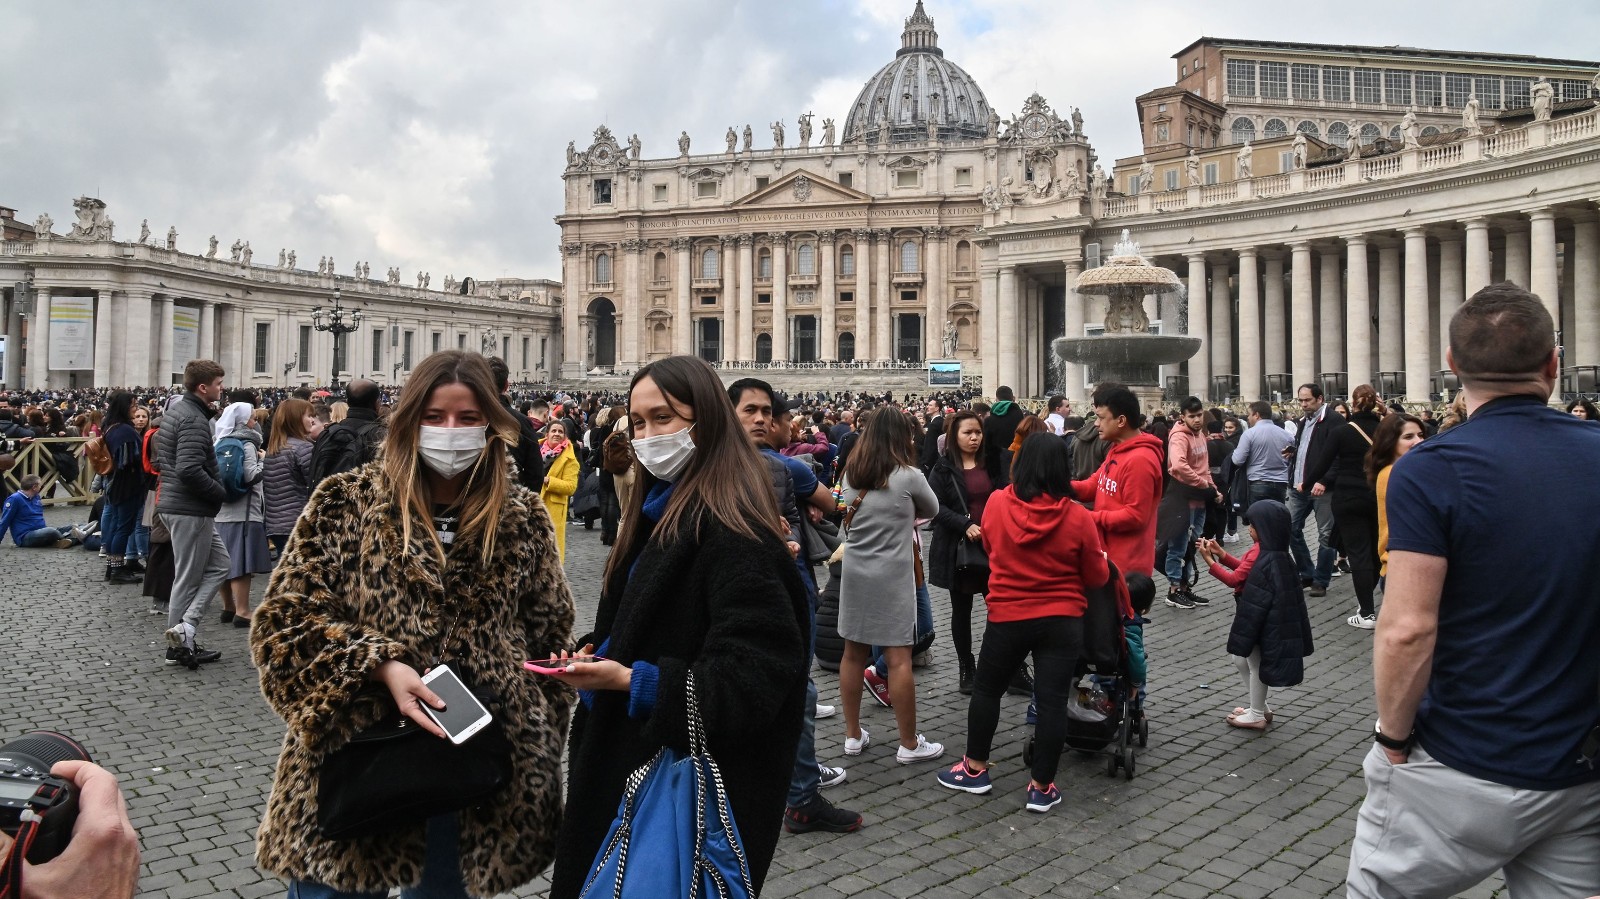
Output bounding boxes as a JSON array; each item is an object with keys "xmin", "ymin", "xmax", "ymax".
[
  {"xmin": 106, "ymin": 563, "xmax": 142, "ymax": 585},
  {"xmin": 122, "ymin": 558, "xmax": 146, "ymax": 574},
  {"xmin": 958, "ymin": 658, "xmax": 976, "ymax": 696},
  {"xmin": 1007, "ymin": 662, "xmax": 1035, "ymax": 697}
]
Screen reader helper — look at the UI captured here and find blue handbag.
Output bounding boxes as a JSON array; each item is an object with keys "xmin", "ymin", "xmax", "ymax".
[{"xmin": 579, "ymin": 673, "xmax": 753, "ymax": 899}]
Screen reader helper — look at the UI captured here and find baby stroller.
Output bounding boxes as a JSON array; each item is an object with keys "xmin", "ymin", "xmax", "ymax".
[{"xmin": 1024, "ymin": 564, "xmax": 1147, "ymax": 780}]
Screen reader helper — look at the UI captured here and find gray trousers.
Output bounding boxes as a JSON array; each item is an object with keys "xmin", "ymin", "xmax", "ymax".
[
  {"xmin": 164, "ymin": 513, "xmax": 231, "ymax": 637},
  {"xmin": 1347, "ymin": 743, "xmax": 1600, "ymax": 898}
]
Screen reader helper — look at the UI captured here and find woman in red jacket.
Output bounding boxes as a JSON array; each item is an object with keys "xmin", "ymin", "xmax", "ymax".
[{"xmin": 935, "ymin": 432, "xmax": 1109, "ymax": 814}]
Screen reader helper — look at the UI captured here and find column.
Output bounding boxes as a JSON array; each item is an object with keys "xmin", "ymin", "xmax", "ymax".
[
  {"xmin": 1403, "ymin": 228, "xmax": 1431, "ymax": 401},
  {"xmin": 1209, "ymin": 257, "xmax": 1233, "ymax": 387},
  {"xmin": 673, "ymin": 239, "xmax": 693, "ymax": 356},
  {"xmin": 979, "ymin": 266, "xmax": 998, "ymax": 390},
  {"xmin": 1185, "ymin": 253, "xmax": 1209, "ymax": 401},
  {"xmin": 26, "ymin": 286, "xmax": 51, "ymax": 389},
  {"xmin": 157, "ymin": 295, "xmax": 175, "ymax": 386},
  {"xmin": 770, "ymin": 233, "xmax": 788, "ymax": 363},
  {"xmin": 1346, "ymin": 236, "xmax": 1372, "ymax": 385},
  {"xmin": 1464, "ymin": 218, "xmax": 1491, "ymax": 294},
  {"xmin": 997, "ymin": 265, "xmax": 1019, "ymax": 390},
  {"xmin": 874, "ymin": 231, "xmax": 892, "ymax": 362},
  {"xmin": 818, "ymin": 231, "xmax": 837, "ymax": 361},
  {"xmin": 1575, "ymin": 213, "xmax": 1600, "ymax": 366},
  {"xmin": 1377, "ymin": 239, "xmax": 1402, "ymax": 374},
  {"xmin": 1503, "ymin": 223, "xmax": 1530, "ymax": 288},
  {"xmin": 1237, "ymin": 248, "xmax": 1261, "ymax": 400},
  {"xmin": 1528, "ymin": 208, "xmax": 1559, "ymax": 322},
  {"xmin": 1064, "ymin": 259, "xmax": 1087, "ymax": 403},
  {"xmin": 1262, "ymin": 251, "xmax": 1286, "ymax": 378},
  {"xmin": 1290, "ymin": 242, "xmax": 1315, "ymax": 388},
  {"xmin": 93, "ymin": 291, "xmax": 113, "ymax": 387},
  {"xmin": 925, "ymin": 229, "xmax": 945, "ymax": 362},
  {"xmin": 852, "ymin": 229, "xmax": 872, "ymax": 361},
  {"xmin": 1317, "ymin": 246, "xmax": 1343, "ymax": 379},
  {"xmin": 199, "ymin": 300, "xmax": 217, "ymax": 362},
  {"xmin": 123, "ymin": 291, "xmax": 152, "ymax": 388},
  {"xmin": 220, "ymin": 306, "xmax": 244, "ymax": 381},
  {"xmin": 719, "ymin": 236, "xmax": 737, "ymax": 362},
  {"xmin": 620, "ymin": 240, "xmax": 643, "ymax": 367},
  {"xmin": 3, "ymin": 287, "xmax": 23, "ymax": 388},
  {"xmin": 1437, "ymin": 236, "xmax": 1465, "ymax": 366},
  {"xmin": 736, "ymin": 235, "xmax": 755, "ymax": 362},
  {"xmin": 559, "ymin": 244, "xmax": 585, "ymax": 378}
]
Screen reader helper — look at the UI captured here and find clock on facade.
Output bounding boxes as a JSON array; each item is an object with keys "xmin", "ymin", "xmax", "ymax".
[{"xmin": 1021, "ymin": 113, "xmax": 1049, "ymax": 140}]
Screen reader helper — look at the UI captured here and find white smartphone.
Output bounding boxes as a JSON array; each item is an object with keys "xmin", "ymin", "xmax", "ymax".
[{"xmin": 420, "ymin": 664, "xmax": 494, "ymax": 745}]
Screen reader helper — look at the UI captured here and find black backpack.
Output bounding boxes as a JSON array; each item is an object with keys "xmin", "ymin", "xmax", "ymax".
[{"xmin": 310, "ymin": 419, "xmax": 383, "ymax": 485}]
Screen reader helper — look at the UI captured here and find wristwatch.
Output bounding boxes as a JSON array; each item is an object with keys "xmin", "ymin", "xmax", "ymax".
[{"xmin": 1373, "ymin": 721, "xmax": 1416, "ymax": 752}]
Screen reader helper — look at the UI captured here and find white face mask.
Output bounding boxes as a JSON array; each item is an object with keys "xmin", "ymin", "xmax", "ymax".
[
  {"xmin": 632, "ymin": 424, "xmax": 696, "ymax": 482},
  {"xmin": 418, "ymin": 425, "xmax": 488, "ymax": 479}
]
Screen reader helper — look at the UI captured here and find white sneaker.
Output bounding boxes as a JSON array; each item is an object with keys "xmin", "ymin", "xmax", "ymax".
[
  {"xmin": 815, "ymin": 703, "xmax": 837, "ymax": 720},
  {"xmin": 1223, "ymin": 532, "xmax": 1239, "ymax": 544},
  {"xmin": 164, "ymin": 622, "xmax": 195, "ymax": 651},
  {"xmin": 1347, "ymin": 612, "xmax": 1376, "ymax": 630},
  {"xmin": 843, "ymin": 726, "xmax": 870, "ymax": 756},
  {"xmin": 818, "ymin": 765, "xmax": 847, "ymax": 787},
  {"xmin": 895, "ymin": 734, "xmax": 945, "ymax": 765}
]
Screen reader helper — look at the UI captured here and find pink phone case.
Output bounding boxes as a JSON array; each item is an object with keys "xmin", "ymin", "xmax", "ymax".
[{"xmin": 523, "ymin": 656, "xmax": 603, "ymax": 675}]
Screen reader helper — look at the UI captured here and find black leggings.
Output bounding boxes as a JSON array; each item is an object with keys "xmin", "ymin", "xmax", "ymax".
[
  {"xmin": 966, "ymin": 615, "xmax": 1083, "ymax": 785},
  {"xmin": 1331, "ymin": 489, "xmax": 1379, "ymax": 616},
  {"xmin": 949, "ymin": 591, "xmax": 979, "ymax": 667}
]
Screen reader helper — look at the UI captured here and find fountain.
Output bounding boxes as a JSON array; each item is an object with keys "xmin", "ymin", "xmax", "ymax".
[{"xmin": 1053, "ymin": 229, "xmax": 1200, "ymax": 408}]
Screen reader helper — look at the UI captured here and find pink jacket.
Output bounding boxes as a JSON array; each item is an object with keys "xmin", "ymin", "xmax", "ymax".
[{"xmin": 1167, "ymin": 425, "xmax": 1214, "ymax": 490}]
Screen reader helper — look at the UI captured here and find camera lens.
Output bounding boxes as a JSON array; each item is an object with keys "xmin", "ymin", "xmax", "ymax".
[{"xmin": 0, "ymin": 731, "xmax": 93, "ymax": 774}]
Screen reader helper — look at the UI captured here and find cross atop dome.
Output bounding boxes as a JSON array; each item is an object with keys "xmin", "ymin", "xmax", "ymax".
[{"xmin": 898, "ymin": 0, "xmax": 941, "ymax": 58}]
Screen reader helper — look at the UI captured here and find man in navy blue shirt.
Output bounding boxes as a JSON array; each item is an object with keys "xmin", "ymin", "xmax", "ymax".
[{"xmin": 1347, "ymin": 284, "xmax": 1600, "ymax": 898}]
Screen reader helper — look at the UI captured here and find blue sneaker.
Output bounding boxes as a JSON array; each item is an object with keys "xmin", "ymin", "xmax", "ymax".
[
  {"xmin": 1025, "ymin": 701, "xmax": 1037, "ymax": 726},
  {"xmin": 935, "ymin": 759, "xmax": 993, "ymax": 794},
  {"xmin": 1025, "ymin": 782, "xmax": 1061, "ymax": 813}
]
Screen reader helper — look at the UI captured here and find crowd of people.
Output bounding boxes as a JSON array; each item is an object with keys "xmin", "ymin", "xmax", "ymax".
[{"xmin": 1, "ymin": 283, "xmax": 1596, "ymax": 898}]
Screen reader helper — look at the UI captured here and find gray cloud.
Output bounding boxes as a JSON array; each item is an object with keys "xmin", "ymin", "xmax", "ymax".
[{"xmin": 4, "ymin": 0, "xmax": 1595, "ymax": 282}]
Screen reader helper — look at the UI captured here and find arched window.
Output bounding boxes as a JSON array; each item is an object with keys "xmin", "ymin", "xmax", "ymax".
[
  {"xmin": 651, "ymin": 323, "xmax": 669, "ymax": 354},
  {"xmin": 839, "ymin": 245, "xmax": 855, "ymax": 276},
  {"xmin": 1359, "ymin": 123, "xmax": 1382, "ymax": 145},
  {"xmin": 1327, "ymin": 121, "xmax": 1350, "ymax": 145},
  {"xmin": 899, "ymin": 240, "xmax": 919, "ymax": 273},
  {"xmin": 755, "ymin": 333, "xmax": 772, "ymax": 363},
  {"xmin": 1421, "ymin": 125, "xmax": 1441, "ymax": 138},
  {"xmin": 1231, "ymin": 117, "xmax": 1256, "ymax": 144},
  {"xmin": 1388, "ymin": 125, "xmax": 1402, "ymax": 141},
  {"xmin": 796, "ymin": 243, "xmax": 816, "ymax": 275},
  {"xmin": 700, "ymin": 247, "xmax": 719, "ymax": 280},
  {"xmin": 1296, "ymin": 120, "xmax": 1320, "ymax": 139},
  {"xmin": 955, "ymin": 240, "xmax": 972, "ymax": 272},
  {"xmin": 594, "ymin": 252, "xmax": 612, "ymax": 283},
  {"xmin": 652, "ymin": 252, "xmax": 667, "ymax": 281},
  {"xmin": 1264, "ymin": 118, "xmax": 1289, "ymax": 139},
  {"xmin": 838, "ymin": 332, "xmax": 855, "ymax": 362},
  {"xmin": 758, "ymin": 248, "xmax": 772, "ymax": 280}
]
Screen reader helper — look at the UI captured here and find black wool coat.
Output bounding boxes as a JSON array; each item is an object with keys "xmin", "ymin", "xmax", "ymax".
[
  {"xmin": 925, "ymin": 454, "xmax": 995, "ymax": 591},
  {"xmin": 1226, "ymin": 501, "xmax": 1314, "ymax": 686},
  {"xmin": 549, "ymin": 512, "xmax": 810, "ymax": 899}
]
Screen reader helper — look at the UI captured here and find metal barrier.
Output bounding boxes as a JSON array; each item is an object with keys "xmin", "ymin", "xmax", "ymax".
[{"xmin": 0, "ymin": 437, "xmax": 98, "ymax": 506}]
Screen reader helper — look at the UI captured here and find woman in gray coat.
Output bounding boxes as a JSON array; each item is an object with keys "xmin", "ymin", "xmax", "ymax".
[
  {"xmin": 837, "ymin": 408, "xmax": 944, "ymax": 765},
  {"xmin": 262, "ymin": 398, "xmax": 318, "ymax": 558}
]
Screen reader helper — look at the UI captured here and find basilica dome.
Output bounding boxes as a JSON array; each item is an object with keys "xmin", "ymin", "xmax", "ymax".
[{"xmin": 842, "ymin": 2, "xmax": 996, "ymax": 144}]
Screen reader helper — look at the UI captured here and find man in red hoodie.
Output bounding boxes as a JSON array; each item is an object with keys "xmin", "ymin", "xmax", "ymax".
[{"xmin": 1071, "ymin": 383, "xmax": 1165, "ymax": 578}]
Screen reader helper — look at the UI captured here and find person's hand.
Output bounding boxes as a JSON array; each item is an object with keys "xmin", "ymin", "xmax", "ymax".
[
  {"xmin": 785, "ymin": 540, "xmax": 800, "ymax": 559},
  {"xmin": 545, "ymin": 646, "xmax": 632, "ymax": 692},
  {"xmin": 965, "ymin": 524, "xmax": 982, "ymax": 541},
  {"xmin": 372, "ymin": 660, "xmax": 448, "ymax": 739},
  {"xmin": 806, "ymin": 505, "xmax": 824, "ymax": 525},
  {"xmin": 1379, "ymin": 745, "xmax": 1410, "ymax": 765},
  {"xmin": 1310, "ymin": 483, "xmax": 1326, "ymax": 497},
  {"xmin": 0, "ymin": 760, "xmax": 141, "ymax": 899}
]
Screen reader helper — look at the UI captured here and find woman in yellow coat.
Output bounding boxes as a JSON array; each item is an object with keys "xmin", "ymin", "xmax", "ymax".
[{"xmin": 539, "ymin": 420, "xmax": 580, "ymax": 561}]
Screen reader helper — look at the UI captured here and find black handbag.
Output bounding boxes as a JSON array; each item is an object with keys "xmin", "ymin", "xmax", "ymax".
[{"xmin": 950, "ymin": 470, "xmax": 990, "ymax": 595}]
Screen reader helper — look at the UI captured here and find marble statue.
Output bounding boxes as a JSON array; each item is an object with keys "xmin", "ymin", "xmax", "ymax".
[
  {"xmin": 242, "ymin": 242, "xmax": 252, "ymax": 266},
  {"xmin": 1236, "ymin": 142, "xmax": 1254, "ymax": 179},
  {"xmin": 207, "ymin": 235, "xmax": 218, "ymax": 258},
  {"xmin": 287, "ymin": 250, "xmax": 295, "ymax": 269},
  {"xmin": 1292, "ymin": 132, "xmax": 1308, "ymax": 169},
  {"xmin": 279, "ymin": 248, "xmax": 288, "ymax": 268},
  {"xmin": 678, "ymin": 131, "xmax": 691, "ymax": 155},
  {"xmin": 726, "ymin": 127, "xmax": 737, "ymax": 153},
  {"xmin": 986, "ymin": 110, "xmax": 1001, "ymax": 139},
  {"xmin": 1185, "ymin": 150, "xmax": 1201, "ymax": 186},
  {"xmin": 68, "ymin": 197, "xmax": 114, "ymax": 240},
  {"xmin": 1463, "ymin": 92, "xmax": 1482, "ymax": 134},
  {"xmin": 392, "ymin": 267, "xmax": 401, "ymax": 285},
  {"xmin": 1345, "ymin": 125, "xmax": 1361, "ymax": 161},
  {"xmin": 771, "ymin": 119, "xmax": 785, "ymax": 148},
  {"xmin": 822, "ymin": 117, "xmax": 835, "ymax": 147},
  {"xmin": 565, "ymin": 141, "xmax": 578, "ymax": 167},
  {"xmin": 1136, "ymin": 157, "xmax": 1154, "ymax": 193},
  {"xmin": 417, "ymin": 271, "xmax": 425, "ymax": 288},
  {"xmin": 1064, "ymin": 164, "xmax": 1081, "ymax": 195},
  {"xmin": 444, "ymin": 275, "xmax": 457, "ymax": 291},
  {"xmin": 230, "ymin": 239, "xmax": 243, "ymax": 263},
  {"xmin": 798, "ymin": 112, "xmax": 813, "ymax": 148},
  {"xmin": 942, "ymin": 320, "xmax": 957, "ymax": 357},
  {"xmin": 317, "ymin": 257, "xmax": 326, "ymax": 275},
  {"xmin": 424, "ymin": 273, "xmax": 431, "ymax": 289},
  {"xmin": 1091, "ymin": 165, "xmax": 1109, "ymax": 199},
  {"xmin": 34, "ymin": 214, "xmax": 52, "ymax": 236},
  {"xmin": 1071, "ymin": 107, "xmax": 1083, "ymax": 137},
  {"xmin": 586, "ymin": 327, "xmax": 596, "ymax": 361},
  {"xmin": 1532, "ymin": 78, "xmax": 1554, "ymax": 121},
  {"xmin": 742, "ymin": 124, "xmax": 753, "ymax": 152},
  {"xmin": 627, "ymin": 133, "xmax": 641, "ymax": 161},
  {"xmin": 362, "ymin": 261, "xmax": 370, "ymax": 279},
  {"xmin": 166, "ymin": 226, "xmax": 177, "ymax": 250},
  {"xmin": 1401, "ymin": 107, "xmax": 1420, "ymax": 148},
  {"xmin": 327, "ymin": 256, "xmax": 334, "ymax": 274},
  {"xmin": 980, "ymin": 182, "xmax": 1011, "ymax": 212},
  {"xmin": 354, "ymin": 261, "xmax": 363, "ymax": 277},
  {"xmin": 139, "ymin": 219, "xmax": 151, "ymax": 244},
  {"xmin": 1593, "ymin": 68, "xmax": 1600, "ymax": 97}
]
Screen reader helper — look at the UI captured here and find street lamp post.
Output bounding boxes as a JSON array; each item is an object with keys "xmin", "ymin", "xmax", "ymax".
[{"xmin": 311, "ymin": 288, "xmax": 361, "ymax": 392}]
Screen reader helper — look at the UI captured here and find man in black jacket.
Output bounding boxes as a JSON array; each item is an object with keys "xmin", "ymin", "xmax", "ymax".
[
  {"xmin": 157, "ymin": 360, "xmax": 231, "ymax": 670},
  {"xmin": 919, "ymin": 399, "xmax": 944, "ymax": 473},
  {"xmin": 488, "ymin": 358, "xmax": 544, "ymax": 492},
  {"xmin": 1285, "ymin": 382, "xmax": 1345, "ymax": 596},
  {"xmin": 308, "ymin": 378, "xmax": 387, "ymax": 483},
  {"xmin": 981, "ymin": 386, "xmax": 1025, "ymax": 477}
]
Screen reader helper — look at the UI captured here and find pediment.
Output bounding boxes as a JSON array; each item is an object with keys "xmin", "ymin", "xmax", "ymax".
[{"xmin": 733, "ymin": 169, "xmax": 871, "ymax": 207}]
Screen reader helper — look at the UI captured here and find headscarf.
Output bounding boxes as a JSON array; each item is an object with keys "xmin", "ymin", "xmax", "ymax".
[
  {"xmin": 540, "ymin": 431, "xmax": 570, "ymax": 461},
  {"xmin": 213, "ymin": 402, "xmax": 255, "ymax": 443}
]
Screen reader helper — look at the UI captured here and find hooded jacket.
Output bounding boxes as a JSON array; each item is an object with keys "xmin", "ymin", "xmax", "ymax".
[
  {"xmin": 1227, "ymin": 499, "xmax": 1314, "ymax": 686},
  {"xmin": 981, "ymin": 401, "xmax": 1025, "ymax": 478},
  {"xmin": 1071, "ymin": 431, "xmax": 1165, "ymax": 577},
  {"xmin": 156, "ymin": 392, "xmax": 226, "ymax": 518},
  {"xmin": 981, "ymin": 486, "xmax": 1110, "ymax": 621}
]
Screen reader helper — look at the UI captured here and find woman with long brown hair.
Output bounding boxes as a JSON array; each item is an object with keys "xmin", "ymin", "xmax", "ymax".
[
  {"xmin": 926, "ymin": 409, "xmax": 1000, "ymax": 694},
  {"xmin": 251, "ymin": 350, "xmax": 575, "ymax": 898},
  {"xmin": 836, "ymin": 407, "xmax": 944, "ymax": 765},
  {"xmin": 1305, "ymin": 383, "xmax": 1384, "ymax": 628},
  {"xmin": 1365, "ymin": 411, "xmax": 1426, "ymax": 590},
  {"xmin": 261, "ymin": 398, "xmax": 317, "ymax": 562},
  {"xmin": 549, "ymin": 354, "xmax": 810, "ymax": 899}
]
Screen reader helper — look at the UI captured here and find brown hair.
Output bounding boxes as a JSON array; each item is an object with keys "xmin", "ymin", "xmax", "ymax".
[
  {"xmin": 1366, "ymin": 411, "xmax": 1425, "ymax": 486},
  {"xmin": 183, "ymin": 359, "xmax": 225, "ymax": 392},
  {"xmin": 1008, "ymin": 413, "xmax": 1048, "ymax": 453},
  {"xmin": 1448, "ymin": 282, "xmax": 1555, "ymax": 383},
  {"xmin": 843, "ymin": 407, "xmax": 918, "ymax": 491},
  {"xmin": 266, "ymin": 399, "xmax": 314, "ymax": 455},
  {"xmin": 942, "ymin": 410, "xmax": 983, "ymax": 461},
  {"xmin": 603, "ymin": 355, "xmax": 783, "ymax": 587},
  {"xmin": 1351, "ymin": 384, "xmax": 1379, "ymax": 413},
  {"xmin": 382, "ymin": 351, "xmax": 521, "ymax": 563}
]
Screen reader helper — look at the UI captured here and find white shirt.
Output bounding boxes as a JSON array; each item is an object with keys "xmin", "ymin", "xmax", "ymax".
[{"xmin": 1044, "ymin": 412, "xmax": 1066, "ymax": 436}]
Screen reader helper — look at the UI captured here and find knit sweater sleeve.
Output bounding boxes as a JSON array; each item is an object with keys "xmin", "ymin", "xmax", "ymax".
[{"xmin": 1377, "ymin": 466, "xmax": 1393, "ymax": 577}]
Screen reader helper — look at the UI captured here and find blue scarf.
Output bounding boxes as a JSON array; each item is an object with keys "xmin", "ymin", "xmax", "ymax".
[{"xmin": 642, "ymin": 481, "xmax": 675, "ymax": 523}]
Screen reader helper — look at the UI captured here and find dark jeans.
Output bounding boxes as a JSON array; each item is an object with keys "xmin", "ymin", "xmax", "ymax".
[
  {"xmin": 949, "ymin": 590, "xmax": 979, "ymax": 668},
  {"xmin": 102, "ymin": 497, "xmax": 142, "ymax": 562},
  {"xmin": 1287, "ymin": 488, "xmax": 1336, "ymax": 587},
  {"xmin": 1332, "ymin": 489, "xmax": 1380, "ymax": 616},
  {"xmin": 17, "ymin": 526, "xmax": 75, "ymax": 548},
  {"xmin": 1248, "ymin": 480, "xmax": 1289, "ymax": 508},
  {"xmin": 966, "ymin": 615, "xmax": 1083, "ymax": 786},
  {"xmin": 787, "ymin": 566, "xmax": 821, "ymax": 808}
]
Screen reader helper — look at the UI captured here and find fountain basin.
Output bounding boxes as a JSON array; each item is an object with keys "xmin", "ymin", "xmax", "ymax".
[{"xmin": 1053, "ymin": 334, "xmax": 1202, "ymax": 367}]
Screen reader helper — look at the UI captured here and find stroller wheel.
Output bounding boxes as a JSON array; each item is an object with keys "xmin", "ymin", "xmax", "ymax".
[
  {"xmin": 1139, "ymin": 718, "xmax": 1149, "ymax": 748},
  {"xmin": 1022, "ymin": 736, "xmax": 1034, "ymax": 768},
  {"xmin": 1123, "ymin": 746, "xmax": 1136, "ymax": 780},
  {"xmin": 1105, "ymin": 752, "xmax": 1119, "ymax": 777}
]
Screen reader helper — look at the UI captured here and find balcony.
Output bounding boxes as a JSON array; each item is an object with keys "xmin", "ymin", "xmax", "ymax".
[
  {"xmin": 691, "ymin": 277, "xmax": 721, "ymax": 290},
  {"xmin": 891, "ymin": 270, "xmax": 924, "ymax": 285},
  {"xmin": 788, "ymin": 273, "xmax": 818, "ymax": 288}
]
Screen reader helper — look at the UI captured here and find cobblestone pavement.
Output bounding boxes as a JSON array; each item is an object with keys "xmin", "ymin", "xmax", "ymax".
[{"xmin": 0, "ymin": 506, "xmax": 1503, "ymax": 898}]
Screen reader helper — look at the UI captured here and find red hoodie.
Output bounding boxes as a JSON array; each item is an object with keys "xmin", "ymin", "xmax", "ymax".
[
  {"xmin": 981, "ymin": 487, "xmax": 1110, "ymax": 622},
  {"xmin": 1070, "ymin": 431, "xmax": 1165, "ymax": 577}
]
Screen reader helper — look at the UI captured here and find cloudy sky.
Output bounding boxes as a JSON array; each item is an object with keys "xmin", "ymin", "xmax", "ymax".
[{"xmin": 4, "ymin": 1, "xmax": 1596, "ymax": 283}]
